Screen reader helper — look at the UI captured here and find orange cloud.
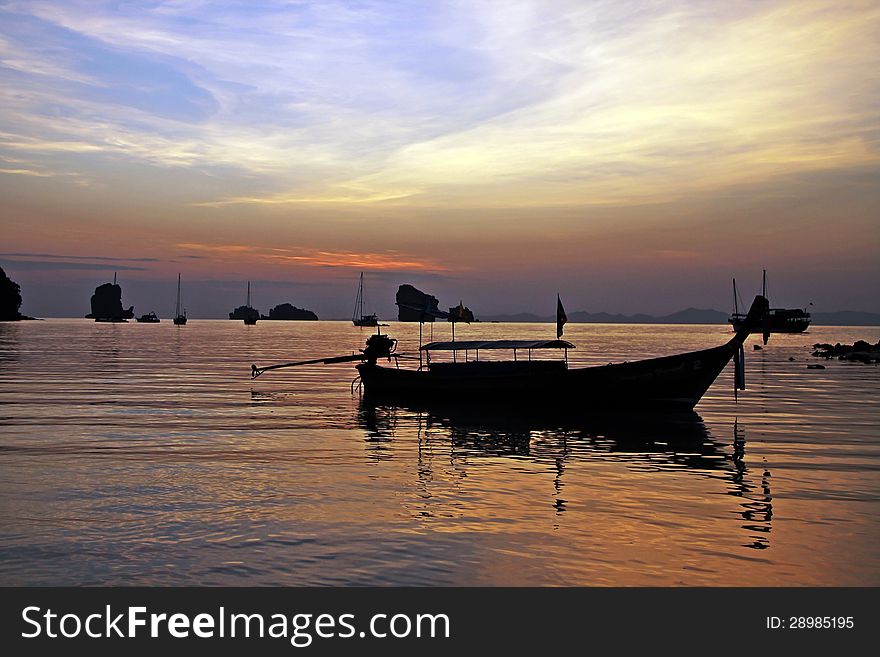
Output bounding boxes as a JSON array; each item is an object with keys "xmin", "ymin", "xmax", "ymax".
[{"xmin": 175, "ymin": 243, "xmax": 449, "ymax": 272}]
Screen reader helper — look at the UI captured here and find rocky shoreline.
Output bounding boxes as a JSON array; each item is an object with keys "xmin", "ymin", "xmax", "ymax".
[{"xmin": 811, "ymin": 340, "xmax": 880, "ymax": 364}]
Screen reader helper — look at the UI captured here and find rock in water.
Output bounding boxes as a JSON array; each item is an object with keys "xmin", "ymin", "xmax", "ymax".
[
  {"xmin": 86, "ymin": 282, "xmax": 134, "ymax": 321},
  {"xmin": 0, "ymin": 266, "xmax": 24, "ymax": 321},
  {"xmin": 396, "ymin": 284, "xmax": 443, "ymax": 322},
  {"xmin": 448, "ymin": 303, "xmax": 475, "ymax": 323},
  {"xmin": 811, "ymin": 339, "xmax": 880, "ymax": 363},
  {"xmin": 229, "ymin": 305, "xmax": 260, "ymax": 321},
  {"xmin": 263, "ymin": 303, "xmax": 318, "ymax": 320}
]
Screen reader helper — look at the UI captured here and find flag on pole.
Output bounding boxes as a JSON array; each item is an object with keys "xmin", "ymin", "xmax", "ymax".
[{"xmin": 556, "ymin": 294, "xmax": 567, "ymax": 338}]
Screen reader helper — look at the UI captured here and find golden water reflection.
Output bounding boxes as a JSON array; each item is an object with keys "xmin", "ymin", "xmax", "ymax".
[
  {"xmin": 1, "ymin": 319, "xmax": 876, "ymax": 586},
  {"xmin": 359, "ymin": 402, "xmax": 774, "ymax": 554}
]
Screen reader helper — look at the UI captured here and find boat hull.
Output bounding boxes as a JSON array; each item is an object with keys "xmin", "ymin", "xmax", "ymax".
[{"xmin": 357, "ymin": 342, "xmax": 737, "ymax": 411}]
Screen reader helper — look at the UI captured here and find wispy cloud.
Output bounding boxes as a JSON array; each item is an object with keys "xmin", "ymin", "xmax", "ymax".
[
  {"xmin": 1, "ymin": 0, "xmax": 877, "ymax": 209},
  {"xmin": 0, "ymin": 252, "xmax": 160, "ymax": 262},
  {"xmin": 0, "ymin": 167, "xmax": 54, "ymax": 177},
  {"xmin": 0, "ymin": 259, "xmax": 146, "ymax": 271},
  {"xmin": 176, "ymin": 243, "xmax": 450, "ymax": 272}
]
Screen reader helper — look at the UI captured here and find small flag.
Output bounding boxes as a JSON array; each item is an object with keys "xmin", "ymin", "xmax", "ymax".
[{"xmin": 556, "ymin": 294, "xmax": 567, "ymax": 338}]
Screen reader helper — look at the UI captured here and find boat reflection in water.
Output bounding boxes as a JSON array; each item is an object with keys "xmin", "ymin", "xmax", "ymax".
[{"xmin": 357, "ymin": 399, "xmax": 773, "ymax": 551}]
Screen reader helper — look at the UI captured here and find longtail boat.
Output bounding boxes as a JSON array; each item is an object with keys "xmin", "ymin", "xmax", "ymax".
[{"xmin": 252, "ymin": 295, "xmax": 768, "ymax": 412}]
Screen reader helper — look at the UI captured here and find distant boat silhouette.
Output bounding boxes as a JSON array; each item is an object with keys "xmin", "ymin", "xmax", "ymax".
[
  {"xmin": 729, "ymin": 270, "xmax": 810, "ymax": 338},
  {"xmin": 352, "ymin": 272, "xmax": 379, "ymax": 327},
  {"xmin": 173, "ymin": 273, "xmax": 187, "ymax": 325},
  {"xmin": 136, "ymin": 311, "xmax": 160, "ymax": 323},
  {"xmin": 229, "ymin": 281, "xmax": 259, "ymax": 324}
]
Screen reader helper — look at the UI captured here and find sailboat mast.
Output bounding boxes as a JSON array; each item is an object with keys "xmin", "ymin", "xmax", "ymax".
[
  {"xmin": 247, "ymin": 281, "xmax": 251, "ymax": 308},
  {"xmin": 353, "ymin": 272, "xmax": 365, "ymax": 321},
  {"xmin": 762, "ymin": 269, "xmax": 767, "ymax": 300},
  {"xmin": 176, "ymin": 273, "xmax": 181, "ymax": 316}
]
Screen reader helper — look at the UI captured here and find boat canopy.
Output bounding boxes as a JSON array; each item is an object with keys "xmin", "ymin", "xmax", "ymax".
[{"xmin": 420, "ymin": 339, "xmax": 575, "ymax": 352}]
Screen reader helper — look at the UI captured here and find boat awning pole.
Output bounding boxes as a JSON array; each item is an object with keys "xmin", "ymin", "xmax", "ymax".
[
  {"xmin": 733, "ymin": 278, "xmax": 738, "ymax": 315},
  {"xmin": 452, "ymin": 319, "xmax": 456, "ymax": 363}
]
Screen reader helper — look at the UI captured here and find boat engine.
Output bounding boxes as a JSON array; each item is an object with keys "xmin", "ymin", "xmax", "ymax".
[{"xmin": 362, "ymin": 333, "xmax": 397, "ymax": 364}]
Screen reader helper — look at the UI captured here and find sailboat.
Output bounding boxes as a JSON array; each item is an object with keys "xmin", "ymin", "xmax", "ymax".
[
  {"xmin": 243, "ymin": 281, "xmax": 258, "ymax": 325},
  {"xmin": 173, "ymin": 273, "xmax": 187, "ymax": 325},
  {"xmin": 729, "ymin": 270, "xmax": 810, "ymax": 336},
  {"xmin": 351, "ymin": 272, "xmax": 379, "ymax": 327}
]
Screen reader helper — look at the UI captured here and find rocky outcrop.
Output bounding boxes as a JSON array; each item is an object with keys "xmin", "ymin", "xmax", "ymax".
[
  {"xmin": 86, "ymin": 282, "xmax": 134, "ymax": 321},
  {"xmin": 812, "ymin": 340, "xmax": 880, "ymax": 364},
  {"xmin": 448, "ymin": 303, "xmax": 475, "ymax": 323},
  {"xmin": 262, "ymin": 303, "xmax": 318, "ymax": 320},
  {"xmin": 0, "ymin": 266, "xmax": 25, "ymax": 321},
  {"xmin": 229, "ymin": 305, "xmax": 260, "ymax": 321},
  {"xmin": 396, "ymin": 284, "xmax": 446, "ymax": 322}
]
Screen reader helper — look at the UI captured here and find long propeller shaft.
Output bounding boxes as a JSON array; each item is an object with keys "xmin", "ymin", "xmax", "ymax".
[{"xmin": 251, "ymin": 353, "xmax": 364, "ymax": 378}]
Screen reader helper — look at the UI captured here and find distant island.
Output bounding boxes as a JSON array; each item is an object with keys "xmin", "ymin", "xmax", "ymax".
[
  {"xmin": 0, "ymin": 266, "xmax": 35, "ymax": 320},
  {"xmin": 811, "ymin": 311, "xmax": 880, "ymax": 326},
  {"xmin": 262, "ymin": 303, "xmax": 318, "ymax": 321},
  {"xmin": 229, "ymin": 305, "xmax": 260, "ymax": 321},
  {"xmin": 386, "ymin": 282, "xmax": 880, "ymax": 326},
  {"xmin": 480, "ymin": 308, "xmax": 880, "ymax": 326},
  {"xmin": 480, "ymin": 307, "xmax": 727, "ymax": 324}
]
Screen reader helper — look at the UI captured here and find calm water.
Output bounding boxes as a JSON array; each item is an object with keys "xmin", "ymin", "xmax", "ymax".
[{"xmin": 0, "ymin": 319, "xmax": 878, "ymax": 586}]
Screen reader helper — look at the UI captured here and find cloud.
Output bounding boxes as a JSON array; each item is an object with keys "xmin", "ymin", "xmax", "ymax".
[
  {"xmin": 0, "ymin": 259, "xmax": 146, "ymax": 271},
  {"xmin": 0, "ymin": 167, "xmax": 54, "ymax": 177},
  {"xmin": 0, "ymin": 252, "xmax": 160, "ymax": 262},
  {"xmin": 0, "ymin": 0, "xmax": 877, "ymax": 214},
  {"xmin": 175, "ymin": 243, "xmax": 450, "ymax": 272}
]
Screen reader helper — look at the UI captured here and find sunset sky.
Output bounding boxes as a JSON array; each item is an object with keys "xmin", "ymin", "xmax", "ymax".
[{"xmin": 1, "ymin": 0, "xmax": 878, "ymax": 318}]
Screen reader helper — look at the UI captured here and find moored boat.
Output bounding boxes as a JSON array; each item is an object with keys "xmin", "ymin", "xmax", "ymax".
[
  {"xmin": 352, "ymin": 272, "xmax": 379, "ymax": 327},
  {"xmin": 173, "ymin": 273, "xmax": 187, "ymax": 325},
  {"xmin": 253, "ymin": 295, "xmax": 769, "ymax": 412},
  {"xmin": 136, "ymin": 311, "xmax": 161, "ymax": 323},
  {"xmin": 729, "ymin": 270, "xmax": 810, "ymax": 336},
  {"xmin": 229, "ymin": 281, "xmax": 259, "ymax": 324}
]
